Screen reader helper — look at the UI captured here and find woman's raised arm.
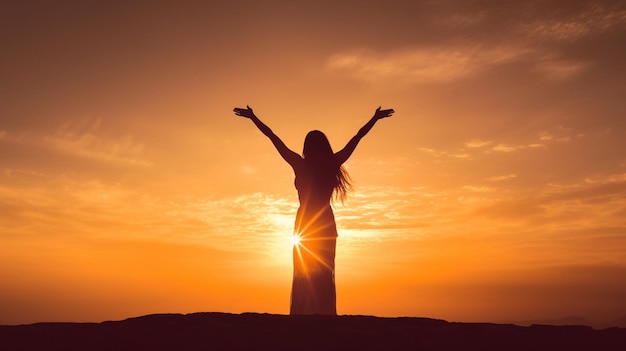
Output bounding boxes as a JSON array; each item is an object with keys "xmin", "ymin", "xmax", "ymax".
[
  {"xmin": 334, "ymin": 106, "xmax": 394, "ymax": 165},
  {"xmin": 234, "ymin": 105, "xmax": 301, "ymax": 168}
]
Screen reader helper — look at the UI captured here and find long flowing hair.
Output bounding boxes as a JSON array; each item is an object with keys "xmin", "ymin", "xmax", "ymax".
[{"xmin": 303, "ymin": 130, "xmax": 352, "ymax": 203}]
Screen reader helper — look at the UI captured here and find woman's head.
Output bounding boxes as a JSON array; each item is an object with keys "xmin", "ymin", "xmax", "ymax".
[
  {"xmin": 303, "ymin": 130, "xmax": 333, "ymax": 160},
  {"xmin": 302, "ymin": 130, "xmax": 352, "ymax": 203}
]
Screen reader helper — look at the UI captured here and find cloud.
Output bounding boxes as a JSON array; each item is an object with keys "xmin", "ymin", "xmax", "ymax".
[
  {"xmin": 486, "ymin": 174, "xmax": 517, "ymax": 182},
  {"xmin": 441, "ymin": 11, "xmax": 487, "ymax": 28},
  {"xmin": 418, "ymin": 147, "xmax": 474, "ymax": 160},
  {"xmin": 0, "ymin": 130, "xmax": 6, "ymax": 139},
  {"xmin": 328, "ymin": 45, "xmax": 534, "ymax": 84},
  {"xmin": 518, "ymin": 2, "xmax": 626, "ymax": 42},
  {"xmin": 546, "ymin": 178, "xmax": 626, "ymax": 204},
  {"xmin": 0, "ymin": 173, "xmax": 297, "ymax": 259},
  {"xmin": 335, "ymin": 174, "xmax": 626, "ymax": 271},
  {"xmin": 240, "ymin": 164, "xmax": 257, "ymax": 175},
  {"xmin": 328, "ymin": 43, "xmax": 594, "ymax": 84},
  {"xmin": 45, "ymin": 118, "xmax": 151, "ymax": 166},
  {"xmin": 418, "ymin": 125, "xmax": 585, "ymax": 162},
  {"xmin": 327, "ymin": 2, "xmax": 625, "ymax": 86},
  {"xmin": 0, "ymin": 176, "xmax": 150, "ymax": 239},
  {"xmin": 491, "ymin": 144, "xmax": 517, "ymax": 153},
  {"xmin": 465, "ymin": 139, "xmax": 493, "ymax": 148},
  {"xmin": 418, "ymin": 147, "xmax": 447, "ymax": 158},
  {"xmin": 539, "ymin": 132, "xmax": 554, "ymax": 141},
  {"xmin": 164, "ymin": 193, "xmax": 300, "ymax": 260},
  {"xmin": 473, "ymin": 174, "xmax": 626, "ymax": 234},
  {"xmin": 538, "ymin": 128, "xmax": 584, "ymax": 143},
  {"xmin": 533, "ymin": 57, "xmax": 591, "ymax": 80},
  {"xmin": 451, "ymin": 153, "xmax": 471, "ymax": 159}
]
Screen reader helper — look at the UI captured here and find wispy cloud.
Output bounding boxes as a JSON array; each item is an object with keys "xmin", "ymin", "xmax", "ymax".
[
  {"xmin": 465, "ymin": 139, "xmax": 493, "ymax": 148},
  {"xmin": 328, "ymin": 45, "xmax": 534, "ymax": 84},
  {"xmin": 441, "ymin": 11, "xmax": 487, "ymax": 28},
  {"xmin": 328, "ymin": 43, "xmax": 593, "ymax": 84},
  {"xmin": 328, "ymin": 3, "xmax": 625, "ymax": 85},
  {"xmin": 538, "ymin": 128, "xmax": 584, "ymax": 143},
  {"xmin": 161, "ymin": 193, "xmax": 300, "ymax": 263},
  {"xmin": 417, "ymin": 147, "xmax": 475, "ymax": 160},
  {"xmin": 472, "ymin": 173, "xmax": 626, "ymax": 234},
  {"xmin": 0, "ymin": 174, "xmax": 297, "ymax": 261},
  {"xmin": 420, "ymin": 127, "xmax": 585, "ymax": 160},
  {"xmin": 240, "ymin": 164, "xmax": 257, "ymax": 175},
  {"xmin": 518, "ymin": 3, "xmax": 626, "ymax": 42},
  {"xmin": 45, "ymin": 118, "xmax": 151, "ymax": 166},
  {"xmin": 341, "ymin": 173, "xmax": 626, "ymax": 267},
  {"xmin": 491, "ymin": 144, "xmax": 517, "ymax": 153},
  {"xmin": 486, "ymin": 174, "xmax": 517, "ymax": 182},
  {"xmin": 533, "ymin": 59, "xmax": 590, "ymax": 80}
]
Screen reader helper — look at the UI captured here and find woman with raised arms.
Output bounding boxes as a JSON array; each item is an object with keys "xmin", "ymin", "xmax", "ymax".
[{"xmin": 233, "ymin": 105, "xmax": 394, "ymax": 315}]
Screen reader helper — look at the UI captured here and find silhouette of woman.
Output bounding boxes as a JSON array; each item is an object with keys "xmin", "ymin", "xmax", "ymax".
[{"xmin": 233, "ymin": 105, "xmax": 394, "ymax": 315}]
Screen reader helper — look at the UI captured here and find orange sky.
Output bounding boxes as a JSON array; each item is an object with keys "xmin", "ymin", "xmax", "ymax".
[{"xmin": 1, "ymin": 0, "xmax": 626, "ymax": 326}]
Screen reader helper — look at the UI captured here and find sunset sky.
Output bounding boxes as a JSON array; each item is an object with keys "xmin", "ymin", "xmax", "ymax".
[{"xmin": 1, "ymin": 0, "xmax": 625, "ymax": 326}]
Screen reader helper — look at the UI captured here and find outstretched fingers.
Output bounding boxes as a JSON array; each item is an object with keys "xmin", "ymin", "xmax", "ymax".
[
  {"xmin": 233, "ymin": 106, "xmax": 255, "ymax": 118},
  {"xmin": 381, "ymin": 108, "xmax": 394, "ymax": 117},
  {"xmin": 374, "ymin": 107, "xmax": 395, "ymax": 119}
]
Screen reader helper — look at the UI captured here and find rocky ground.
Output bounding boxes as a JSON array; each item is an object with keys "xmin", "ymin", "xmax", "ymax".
[{"xmin": 2, "ymin": 312, "xmax": 625, "ymax": 350}]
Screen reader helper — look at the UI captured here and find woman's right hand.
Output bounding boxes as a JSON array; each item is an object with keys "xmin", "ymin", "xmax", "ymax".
[
  {"xmin": 233, "ymin": 105, "xmax": 256, "ymax": 119},
  {"xmin": 373, "ymin": 106, "xmax": 395, "ymax": 120}
]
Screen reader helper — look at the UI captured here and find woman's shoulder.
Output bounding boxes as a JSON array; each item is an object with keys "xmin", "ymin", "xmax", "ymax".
[{"xmin": 290, "ymin": 157, "xmax": 306, "ymax": 173}]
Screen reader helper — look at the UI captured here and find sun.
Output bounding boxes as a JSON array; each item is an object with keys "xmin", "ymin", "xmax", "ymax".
[{"xmin": 290, "ymin": 234, "xmax": 301, "ymax": 247}]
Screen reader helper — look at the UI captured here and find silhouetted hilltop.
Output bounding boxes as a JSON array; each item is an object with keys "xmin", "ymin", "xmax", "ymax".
[
  {"xmin": 507, "ymin": 315, "xmax": 626, "ymax": 329},
  {"xmin": 1, "ymin": 312, "xmax": 625, "ymax": 351},
  {"xmin": 510, "ymin": 316, "xmax": 593, "ymax": 327},
  {"xmin": 609, "ymin": 315, "xmax": 626, "ymax": 329}
]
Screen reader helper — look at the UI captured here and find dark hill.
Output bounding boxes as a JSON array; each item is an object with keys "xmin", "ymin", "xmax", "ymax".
[
  {"xmin": 608, "ymin": 315, "xmax": 626, "ymax": 328},
  {"xmin": 1, "ymin": 312, "xmax": 625, "ymax": 351},
  {"xmin": 509, "ymin": 316, "xmax": 594, "ymax": 327}
]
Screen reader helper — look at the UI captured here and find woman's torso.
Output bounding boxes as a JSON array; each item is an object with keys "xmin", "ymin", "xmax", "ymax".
[{"xmin": 293, "ymin": 159, "xmax": 338, "ymax": 237}]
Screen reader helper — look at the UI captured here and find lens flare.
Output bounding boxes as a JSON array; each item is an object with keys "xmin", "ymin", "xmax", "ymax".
[{"xmin": 290, "ymin": 234, "xmax": 301, "ymax": 246}]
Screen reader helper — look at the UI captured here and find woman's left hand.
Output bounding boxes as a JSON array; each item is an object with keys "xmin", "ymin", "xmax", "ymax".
[{"xmin": 373, "ymin": 106, "xmax": 395, "ymax": 120}]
